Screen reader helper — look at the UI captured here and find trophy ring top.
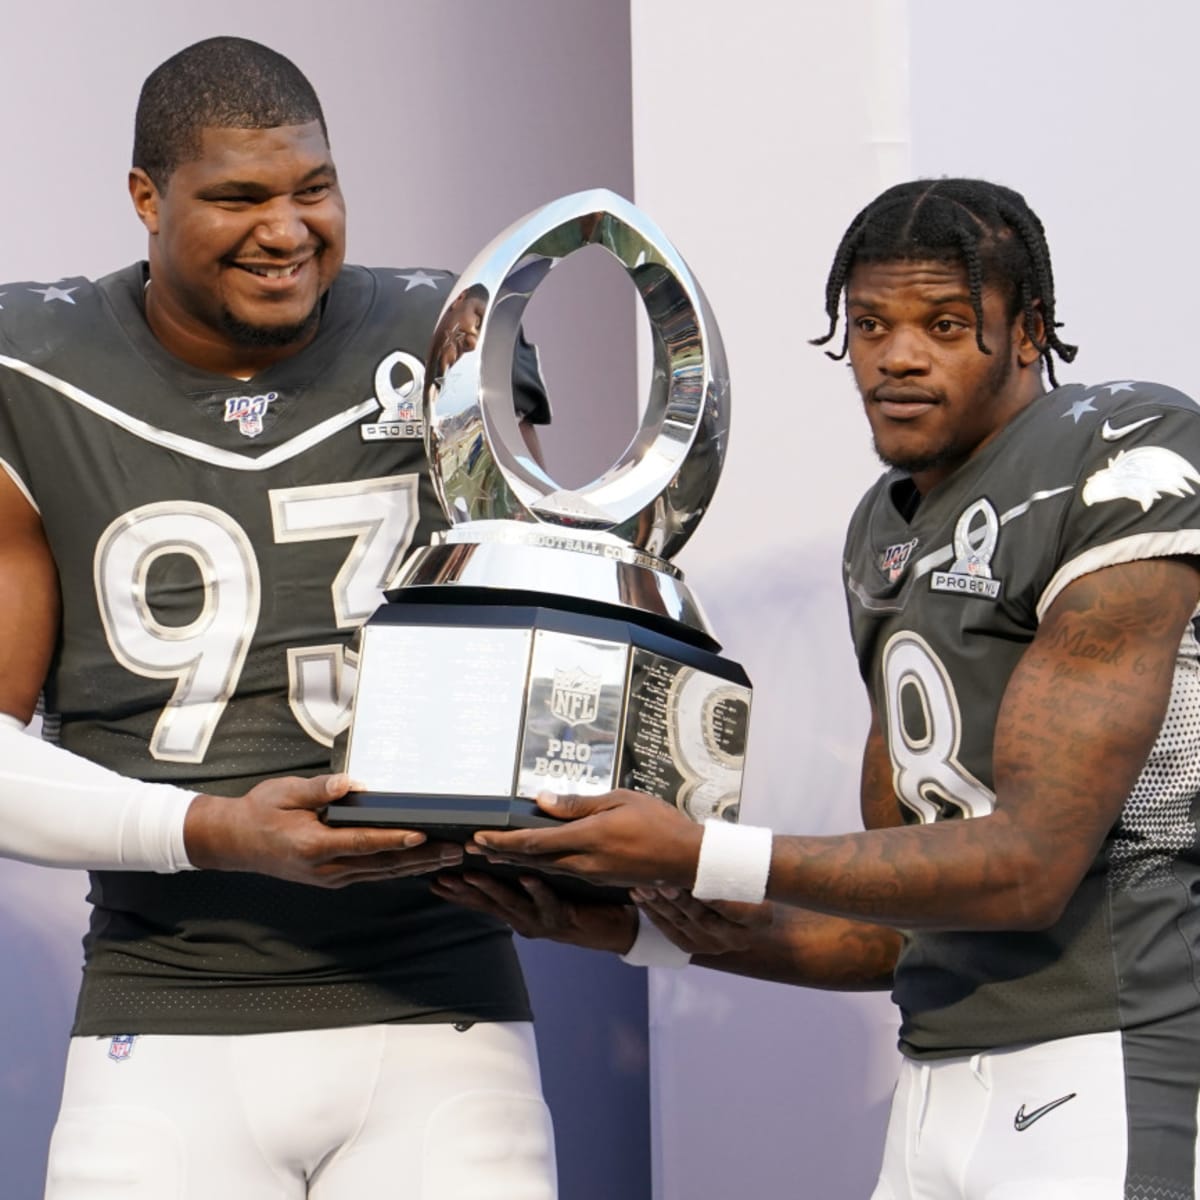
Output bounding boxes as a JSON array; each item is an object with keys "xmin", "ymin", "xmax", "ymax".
[{"xmin": 403, "ymin": 189, "xmax": 730, "ymax": 640}]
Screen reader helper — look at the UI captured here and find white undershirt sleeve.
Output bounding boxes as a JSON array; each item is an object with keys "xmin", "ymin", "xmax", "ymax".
[
  {"xmin": 620, "ymin": 908, "xmax": 692, "ymax": 968},
  {"xmin": 0, "ymin": 715, "xmax": 196, "ymax": 871}
]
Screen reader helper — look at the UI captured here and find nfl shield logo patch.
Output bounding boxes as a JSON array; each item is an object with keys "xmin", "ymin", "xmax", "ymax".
[{"xmin": 108, "ymin": 1034, "xmax": 137, "ymax": 1062}]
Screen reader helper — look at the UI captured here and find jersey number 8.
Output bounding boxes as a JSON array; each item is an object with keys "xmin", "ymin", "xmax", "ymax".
[{"xmin": 881, "ymin": 631, "xmax": 995, "ymax": 822}]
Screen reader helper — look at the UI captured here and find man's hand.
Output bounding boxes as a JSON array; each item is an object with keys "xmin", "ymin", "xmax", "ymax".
[
  {"xmin": 633, "ymin": 887, "xmax": 774, "ymax": 957},
  {"xmin": 430, "ymin": 870, "xmax": 637, "ymax": 953},
  {"xmin": 470, "ymin": 789, "xmax": 704, "ymax": 889},
  {"xmin": 184, "ymin": 773, "xmax": 463, "ymax": 887}
]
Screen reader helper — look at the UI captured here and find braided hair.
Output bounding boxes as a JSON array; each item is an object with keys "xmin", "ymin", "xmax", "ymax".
[
  {"xmin": 812, "ymin": 178, "xmax": 1077, "ymax": 386},
  {"xmin": 133, "ymin": 37, "xmax": 328, "ymax": 189}
]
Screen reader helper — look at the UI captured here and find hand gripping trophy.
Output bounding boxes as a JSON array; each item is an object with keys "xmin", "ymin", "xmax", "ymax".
[{"xmin": 328, "ymin": 190, "xmax": 751, "ymax": 833}]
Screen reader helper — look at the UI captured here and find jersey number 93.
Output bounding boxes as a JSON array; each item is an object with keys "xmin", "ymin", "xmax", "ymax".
[{"xmin": 93, "ymin": 475, "xmax": 419, "ymax": 763}]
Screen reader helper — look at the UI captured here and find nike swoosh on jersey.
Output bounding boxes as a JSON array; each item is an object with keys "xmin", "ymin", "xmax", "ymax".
[
  {"xmin": 1101, "ymin": 415, "xmax": 1162, "ymax": 441},
  {"xmin": 1013, "ymin": 1092, "xmax": 1077, "ymax": 1131}
]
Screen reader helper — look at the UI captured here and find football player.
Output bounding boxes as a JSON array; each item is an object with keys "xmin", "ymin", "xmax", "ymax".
[
  {"xmin": 464, "ymin": 178, "xmax": 1200, "ymax": 1199},
  {"xmin": 0, "ymin": 36, "xmax": 556, "ymax": 1200}
]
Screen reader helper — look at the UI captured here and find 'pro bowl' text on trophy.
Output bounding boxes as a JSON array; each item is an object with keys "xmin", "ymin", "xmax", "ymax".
[{"xmin": 326, "ymin": 189, "xmax": 751, "ymax": 833}]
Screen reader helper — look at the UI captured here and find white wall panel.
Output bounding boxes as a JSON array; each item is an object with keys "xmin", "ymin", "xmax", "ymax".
[{"xmin": 630, "ymin": 4, "xmax": 909, "ymax": 1196}]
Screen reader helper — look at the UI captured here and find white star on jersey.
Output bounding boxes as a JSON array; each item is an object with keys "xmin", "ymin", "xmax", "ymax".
[
  {"xmin": 1102, "ymin": 381, "xmax": 1137, "ymax": 395},
  {"xmin": 1063, "ymin": 396, "xmax": 1096, "ymax": 423},
  {"xmin": 30, "ymin": 285, "xmax": 77, "ymax": 305},
  {"xmin": 396, "ymin": 270, "xmax": 441, "ymax": 292}
]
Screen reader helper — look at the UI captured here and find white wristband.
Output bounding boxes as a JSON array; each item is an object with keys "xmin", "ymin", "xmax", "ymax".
[
  {"xmin": 692, "ymin": 819, "xmax": 772, "ymax": 903},
  {"xmin": 620, "ymin": 908, "xmax": 691, "ymax": 969}
]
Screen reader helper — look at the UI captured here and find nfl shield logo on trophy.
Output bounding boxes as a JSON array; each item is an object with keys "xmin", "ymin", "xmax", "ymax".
[{"xmin": 551, "ymin": 668, "xmax": 601, "ymax": 727}]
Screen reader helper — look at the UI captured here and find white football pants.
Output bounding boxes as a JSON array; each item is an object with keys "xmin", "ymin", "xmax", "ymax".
[
  {"xmin": 870, "ymin": 1028, "xmax": 1200, "ymax": 1199},
  {"xmin": 44, "ymin": 1022, "xmax": 556, "ymax": 1199}
]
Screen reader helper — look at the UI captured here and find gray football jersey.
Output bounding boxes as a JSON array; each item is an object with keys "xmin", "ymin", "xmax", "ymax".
[
  {"xmin": 844, "ymin": 380, "xmax": 1200, "ymax": 1058},
  {"xmin": 0, "ymin": 263, "xmax": 547, "ymax": 1035}
]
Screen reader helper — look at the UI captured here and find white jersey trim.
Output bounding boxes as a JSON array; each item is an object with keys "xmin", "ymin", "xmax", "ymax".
[
  {"xmin": 1037, "ymin": 530, "xmax": 1200, "ymax": 619},
  {"xmin": 0, "ymin": 353, "xmax": 379, "ymax": 472},
  {"xmin": 0, "ymin": 720, "xmax": 195, "ymax": 871},
  {"xmin": 913, "ymin": 486, "xmax": 1076, "ymax": 583}
]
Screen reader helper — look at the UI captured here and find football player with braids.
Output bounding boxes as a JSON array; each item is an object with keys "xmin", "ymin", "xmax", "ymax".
[
  {"xmin": 0, "ymin": 36, "xmax": 557, "ymax": 1199},
  {"xmin": 458, "ymin": 177, "xmax": 1200, "ymax": 1197}
]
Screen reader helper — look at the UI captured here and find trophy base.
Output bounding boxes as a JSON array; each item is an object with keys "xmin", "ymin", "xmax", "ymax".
[
  {"xmin": 332, "ymin": 590, "xmax": 749, "ymax": 909},
  {"xmin": 324, "ymin": 792, "xmax": 559, "ymax": 835}
]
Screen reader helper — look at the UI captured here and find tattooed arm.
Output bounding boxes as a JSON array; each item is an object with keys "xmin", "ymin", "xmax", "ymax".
[
  {"xmin": 452, "ymin": 693, "xmax": 906, "ymax": 990},
  {"xmin": 625, "ymin": 893, "xmax": 903, "ymax": 989},
  {"xmin": 474, "ymin": 557, "xmax": 1200, "ymax": 934},
  {"xmin": 759, "ymin": 555, "xmax": 1200, "ymax": 930},
  {"xmin": 672, "ymin": 705, "xmax": 902, "ymax": 988}
]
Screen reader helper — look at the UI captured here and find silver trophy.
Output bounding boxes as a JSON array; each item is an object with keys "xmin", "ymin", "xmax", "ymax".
[{"xmin": 327, "ymin": 189, "xmax": 751, "ymax": 832}]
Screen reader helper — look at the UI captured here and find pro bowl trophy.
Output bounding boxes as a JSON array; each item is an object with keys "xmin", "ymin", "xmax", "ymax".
[{"xmin": 326, "ymin": 189, "xmax": 751, "ymax": 838}]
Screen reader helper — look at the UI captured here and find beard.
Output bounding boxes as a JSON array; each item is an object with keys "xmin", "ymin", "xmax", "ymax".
[
  {"xmin": 218, "ymin": 301, "xmax": 321, "ymax": 349},
  {"xmin": 873, "ymin": 350, "xmax": 1014, "ymax": 476}
]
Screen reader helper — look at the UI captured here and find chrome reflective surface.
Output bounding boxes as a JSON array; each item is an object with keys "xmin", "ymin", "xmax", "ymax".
[
  {"xmin": 333, "ymin": 193, "xmax": 747, "ymax": 828},
  {"xmin": 516, "ymin": 630, "xmax": 628, "ymax": 797},
  {"xmin": 397, "ymin": 533, "xmax": 713, "ymax": 635},
  {"xmin": 342, "ymin": 615, "xmax": 748, "ymax": 815},
  {"xmin": 622, "ymin": 651, "xmax": 749, "ymax": 821},
  {"xmin": 344, "ymin": 623, "xmax": 533, "ymax": 796},
  {"xmin": 424, "ymin": 188, "xmax": 729, "ymax": 563}
]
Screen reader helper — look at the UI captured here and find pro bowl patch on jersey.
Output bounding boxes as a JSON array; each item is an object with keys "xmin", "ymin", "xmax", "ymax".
[
  {"xmin": 224, "ymin": 391, "xmax": 277, "ymax": 438},
  {"xmin": 360, "ymin": 350, "xmax": 426, "ymax": 441},
  {"xmin": 1082, "ymin": 447, "xmax": 1200, "ymax": 512},
  {"xmin": 931, "ymin": 498, "xmax": 1002, "ymax": 600},
  {"xmin": 879, "ymin": 537, "xmax": 919, "ymax": 583}
]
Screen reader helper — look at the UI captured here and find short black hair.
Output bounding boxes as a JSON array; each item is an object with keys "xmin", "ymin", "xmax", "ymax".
[
  {"xmin": 812, "ymin": 178, "xmax": 1077, "ymax": 387},
  {"xmin": 132, "ymin": 36, "xmax": 328, "ymax": 188}
]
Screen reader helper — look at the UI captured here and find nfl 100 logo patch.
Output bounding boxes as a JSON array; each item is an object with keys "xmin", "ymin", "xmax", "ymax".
[
  {"xmin": 224, "ymin": 391, "xmax": 278, "ymax": 438},
  {"xmin": 878, "ymin": 537, "xmax": 918, "ymax": 583},
  {"xmin": 108, "ymin": 1034, "xmax": 138, "ymax": 1062}
]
